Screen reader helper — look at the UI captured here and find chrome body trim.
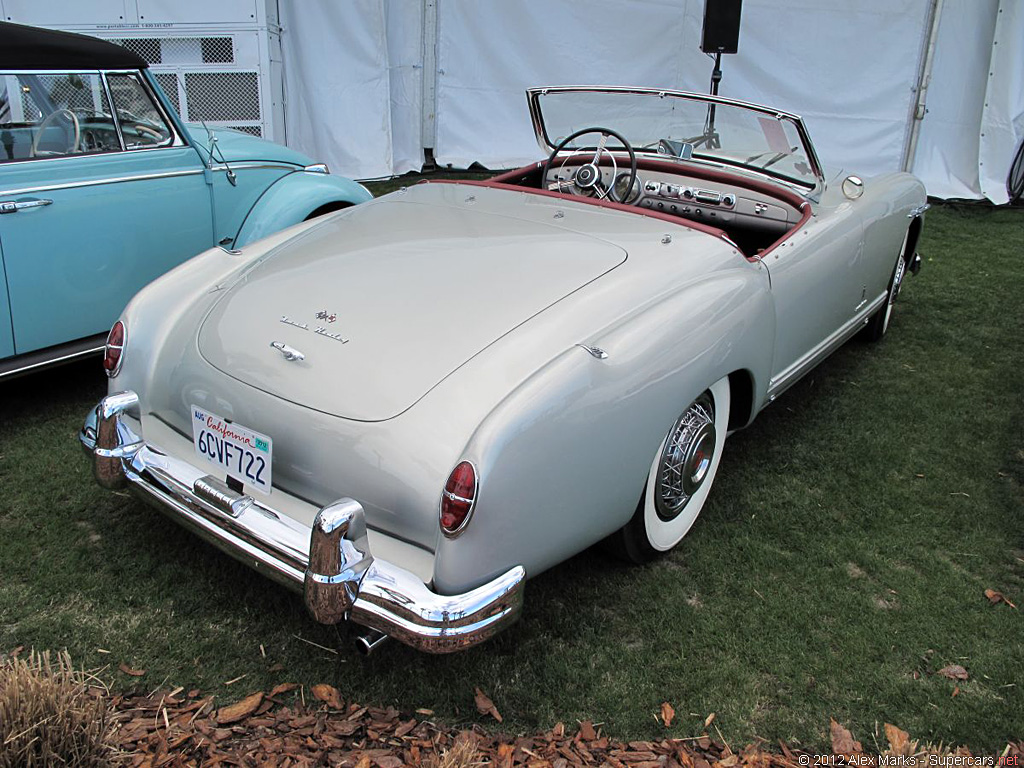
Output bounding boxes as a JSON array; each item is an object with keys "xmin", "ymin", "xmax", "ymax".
[
  {"xmin": 767, "ymin": 292, "xmax": 887, "ymax": 399},
  {"xmin": 80, "ymin": 392, "xmax": 526, "ymax": 653},
  {"xmin": 908, "ymin": 203, "xmax": 931, "ymax": 218},
  {"xmin": 0, "ymin": 339, "xmax": 104, "ymax": 380},
  {"xmin": 0, "ymin": 168, "xmax": 205, "ymax": 197}
]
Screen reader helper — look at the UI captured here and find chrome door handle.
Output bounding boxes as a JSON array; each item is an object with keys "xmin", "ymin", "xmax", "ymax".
[{"xmin": 0, "ymin": 198, "xmax": 53, "ymax": 214}]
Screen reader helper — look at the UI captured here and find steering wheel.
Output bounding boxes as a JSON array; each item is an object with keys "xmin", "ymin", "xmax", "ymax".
[
  {"xmin": 541, "ymin": 126, "xmax": 638, "ymax": 204},
  {"xmin": 30, "ymin": 108, "xmax": 81, "ymax": 157}
]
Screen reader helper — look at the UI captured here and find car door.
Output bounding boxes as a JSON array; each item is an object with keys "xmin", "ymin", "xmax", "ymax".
[
  {"xmin": 0, "ymin": 238, "xmax": 14, "ymax": 359},
  {"xmin": 764, "ymin": 197, "xmax": 866, "ymax": 397},
  {"xmin": 0, "ymin": 69, "xmax": 213, "ymax": 356}
]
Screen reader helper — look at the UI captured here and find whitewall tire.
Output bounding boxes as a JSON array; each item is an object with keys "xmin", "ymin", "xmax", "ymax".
[{"xmin": 612, "ymin": 376, "xmax": 730, "ymax": 563}]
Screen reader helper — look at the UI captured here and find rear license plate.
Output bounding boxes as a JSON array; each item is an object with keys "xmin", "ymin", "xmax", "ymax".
[{"xmin": 190, "ymin": 406, "xmax": 273, "ymax": 495}]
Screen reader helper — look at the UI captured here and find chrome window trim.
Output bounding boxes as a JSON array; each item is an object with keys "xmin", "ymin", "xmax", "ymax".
[
  {"xmin": 526, "ymin": 85, "xmax": 825, "ymax": 193},
  {"xmin": 104, "ymin": 70, "xmax": 183, "ymax": 150},
  {"xmin": 0, "ymin": 67, "xmax": 185, "ymax": 164},
  {"xmin": 99, "ymin": 71, "xmax": 127, "ymax": 152}
]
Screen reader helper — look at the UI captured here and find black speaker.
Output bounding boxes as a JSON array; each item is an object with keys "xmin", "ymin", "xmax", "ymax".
[{"xmin": 700, "ymin": 0, "xmax": 742, "ymax": 54}]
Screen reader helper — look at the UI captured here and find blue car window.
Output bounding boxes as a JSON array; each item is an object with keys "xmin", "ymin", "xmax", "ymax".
[
  {"xmin": 105, "ymin": 72, "xmax": 174, "ymax": 150},
  {"xmin": 0, "ymin": 72, "xmax": 119, "ymax": 161}
]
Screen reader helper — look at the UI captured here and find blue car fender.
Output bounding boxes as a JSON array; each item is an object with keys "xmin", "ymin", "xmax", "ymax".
[{"xmin": 233, "ymin": 170, "xmax": 372, "ymax": 247}]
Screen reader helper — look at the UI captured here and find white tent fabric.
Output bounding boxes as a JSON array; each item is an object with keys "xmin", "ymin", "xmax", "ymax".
[
  {"xmin": 979, "ymin": 0, "xmax": 1024, "ymax": 203},
  {"xmin": 912, "ymin": 0, "xmax": 999, "ymax": 200},
  {"xmin": 278, "ymin": 0, "xmax": 1021, "ymax": 201},
  {"xmin": 434, "ymin": 0, "xmax": 927, "ymax": 181},
  {"xmin": 279, "ymin": 0, "xmax": 395, "ymax": 180}
]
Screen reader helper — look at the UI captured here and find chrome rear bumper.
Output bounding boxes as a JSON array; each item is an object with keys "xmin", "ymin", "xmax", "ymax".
[{"xmin": 80, "ymin": 391, "xmax": 525, "ymax": 653}]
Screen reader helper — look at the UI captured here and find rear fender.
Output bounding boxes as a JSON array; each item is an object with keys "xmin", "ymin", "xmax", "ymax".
[
  {"xmin": 431, "ymin": 267, "xmax": 775, "ymax": 593},
  {"xmin": 233, "ymin": 171, "xmax": 372, "ymax": 248}
]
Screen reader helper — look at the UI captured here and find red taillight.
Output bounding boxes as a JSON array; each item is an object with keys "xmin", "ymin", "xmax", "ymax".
[
  {"xmin": 103, "ymin": 321, "xmax": 125, "ymax": 377},
  {"xmin": 439, "ymin": 461, "xmax": 478, "ymax": 536}
]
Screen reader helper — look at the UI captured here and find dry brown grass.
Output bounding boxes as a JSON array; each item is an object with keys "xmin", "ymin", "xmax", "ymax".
[
  {"xmin": 425, "ymin": 732, "xmax": 486, "ymax": 768},
  {"xmin": 0, "ymin": 650, "xmax": 117, "ymax": 768}
]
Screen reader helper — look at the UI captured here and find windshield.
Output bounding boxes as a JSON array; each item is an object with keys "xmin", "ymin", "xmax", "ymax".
[{"xmin": 532, "ymin": 88, "xmax": 820, "ymax": 188}]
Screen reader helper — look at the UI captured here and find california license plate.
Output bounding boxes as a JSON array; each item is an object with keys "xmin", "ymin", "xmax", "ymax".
[{"xmin": 190, "ymin": 406, "xmax": 273, "ymax": 495}]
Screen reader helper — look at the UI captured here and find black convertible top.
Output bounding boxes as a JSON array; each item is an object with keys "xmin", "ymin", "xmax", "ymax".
[{"xmin": 0, "ymin": 21, "xmax": 147, "ymax": 70}]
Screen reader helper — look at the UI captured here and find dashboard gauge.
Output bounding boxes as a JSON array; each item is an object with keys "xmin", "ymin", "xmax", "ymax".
[{"xmin": 613, "ymin": 172, "xmax": 642, "ymax": 204}]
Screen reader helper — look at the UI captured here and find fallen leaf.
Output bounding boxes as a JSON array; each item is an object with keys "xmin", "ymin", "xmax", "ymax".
[
  {"xmin": 474, "ymin": 687, "xmax": 502, "ymax": 723},
  {"xmin": 829, "ymin": 719, "xmax": 862, "ymax": 753},
  {"xmin": 884, "ymin": 723, "xmax": 911, "ymax": 755},
  {"xmin": 937, "ymin": 664, "xmax": 969, "ymax": 681},
  {"xmin": 312, "ymin": 683, "xmax": 344, "ymax": 709},
  {"xmin": 984, "ymin": 589, "xmax": 1017, "ymax": 608},
  {"xmin": 660, "ymin": 702, "xmax": 675, "ymax": 727},
  {"xmin": 216, "ymin": 692, "xmax": 263, "ymax": 724},
  {"xmin": 704, "ymin": 712, "xmax": 716, "ymax": 728},
  {"xmin": 118, "ymin": 662, "xmax": 146, "ymax": 677},
  {"xmin": 952, "ymin": 686, "xmax": 960, "ymax": 697}
]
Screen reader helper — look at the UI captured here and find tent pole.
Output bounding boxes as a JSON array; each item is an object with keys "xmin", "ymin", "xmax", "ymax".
[
  {"xmin": 901, "ymin": 0, "xmax": 945, "ymax": 172},
  {"xmin": 421, "ymin": 0, "xmax": 440, "ymax": 169}
]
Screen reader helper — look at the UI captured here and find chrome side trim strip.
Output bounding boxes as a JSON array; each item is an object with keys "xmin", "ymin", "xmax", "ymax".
[
  {"xmin": 0, "ymin": 340, "xmax": 105, "ymax": 380},
  {"xmin": 0, "ymin": 168, "xmax": 205, "ymax": 197},
  {"xmin": 767, "ymin": 293, "xmax": 886, "ymax": 400}
]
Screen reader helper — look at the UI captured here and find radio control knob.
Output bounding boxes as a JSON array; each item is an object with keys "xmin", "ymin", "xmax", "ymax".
[
  {"xmin": 682, "ymin": 188, "xmax": 694, "ymax": 199},
  {"xmin": 722, "ymin": 193, "xmax": 736, "ymax": 207}
]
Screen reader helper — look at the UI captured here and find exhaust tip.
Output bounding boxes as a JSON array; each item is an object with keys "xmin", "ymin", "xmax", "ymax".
[{"xmin": 355, "ymin": 628, "xmax": 389, "ymax": 656}]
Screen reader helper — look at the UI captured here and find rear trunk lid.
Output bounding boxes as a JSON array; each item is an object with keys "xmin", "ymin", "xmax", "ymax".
[{"xmin": 197, "ymin": 195, "xmax": 626, "ymax": 421}]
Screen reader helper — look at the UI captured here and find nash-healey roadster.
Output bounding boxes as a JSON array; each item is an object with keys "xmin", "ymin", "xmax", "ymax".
[{"xmin": 82, "ymin": 86, "xmax": 926, "ymax": 653}]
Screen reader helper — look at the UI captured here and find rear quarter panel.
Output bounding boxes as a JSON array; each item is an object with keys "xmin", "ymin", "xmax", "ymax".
[{"xmin": 432, "ymin": 258, "xmax": 775, "ymax": 593}]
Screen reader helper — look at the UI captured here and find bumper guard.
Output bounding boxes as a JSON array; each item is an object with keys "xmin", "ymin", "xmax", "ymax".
[{"xmin": 80, "ymin": 391, "xmax": 525, "ymax": 653}]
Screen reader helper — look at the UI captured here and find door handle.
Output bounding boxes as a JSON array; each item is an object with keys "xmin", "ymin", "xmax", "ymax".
[{"xmin": 0, "ymin": 198, "xmax": 53, "ymax": 214}]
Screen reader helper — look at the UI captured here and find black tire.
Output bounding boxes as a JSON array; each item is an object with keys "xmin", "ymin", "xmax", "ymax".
[{"xmin": 606, "ymin": 377, "xmax": 730, "ymax": 564}]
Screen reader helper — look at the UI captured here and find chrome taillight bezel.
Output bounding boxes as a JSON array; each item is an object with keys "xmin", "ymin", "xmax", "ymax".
[
  {"xmin": 439, "ymin": 460, "xmax": 479, "ymax": 538},
  {"xmin": 103, "ymin": 320, "xmax": 126, "ymax": 378}
]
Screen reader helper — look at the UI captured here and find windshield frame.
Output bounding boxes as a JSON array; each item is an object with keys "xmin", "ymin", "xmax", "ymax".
[{"xmin": 526, "ymin": 85, "xmax": 825, "ymax": 195}]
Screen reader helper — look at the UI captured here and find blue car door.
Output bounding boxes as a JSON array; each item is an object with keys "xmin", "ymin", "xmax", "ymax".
[{"xmin": 0, "ymin": 69, "xmax": 213, "ymax": 356}]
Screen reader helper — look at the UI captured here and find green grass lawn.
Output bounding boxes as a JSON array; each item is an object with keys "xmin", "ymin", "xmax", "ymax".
[{"xmin": 1, "ymin": 199, "xmax": 1021, "ymax": 751}]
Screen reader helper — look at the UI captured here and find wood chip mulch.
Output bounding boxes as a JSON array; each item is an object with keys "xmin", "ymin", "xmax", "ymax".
[{"xmin": 105, "ymin": 685, "xmax": 1023, "ymax": 768}]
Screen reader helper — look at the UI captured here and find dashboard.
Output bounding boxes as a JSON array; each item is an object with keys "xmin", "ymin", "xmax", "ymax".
[{"xmin": 546, "ymin": 164, "xmax": 801, "ymax": 238}]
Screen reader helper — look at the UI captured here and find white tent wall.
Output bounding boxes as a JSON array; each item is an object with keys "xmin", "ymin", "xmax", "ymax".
[
  {"xmin": 433, "ymin": 0, "xmax": 929, "ymax": 182},
  {"xmin": 22, "ymin": 0, "xmax": 1017, "ymax": 196},
  {"xmin": 912, "ymin": 0, "xmax": 999, "ymax": 200},
  {"xmin": 979, "ymin": 0, "xmax": 1024, "ymax": 204},
  {"xmin": 279, "ymin": 0, "xmax": 396, "ymax": 180}
]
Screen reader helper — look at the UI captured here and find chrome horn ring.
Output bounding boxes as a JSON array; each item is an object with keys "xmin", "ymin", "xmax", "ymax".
[{"xmin": 654, "ymin": 394, "xmax": 716, "ymax": 521}]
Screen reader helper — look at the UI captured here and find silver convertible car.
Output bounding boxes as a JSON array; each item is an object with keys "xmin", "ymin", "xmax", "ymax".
[{"xmin": 82, "ymin": 86, "xmax": 926, "ymax": 653}]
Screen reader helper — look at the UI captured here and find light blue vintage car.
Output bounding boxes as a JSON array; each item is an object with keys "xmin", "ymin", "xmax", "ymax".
[{"xmin": 0, "ymin": 22, "xmax": 371, "ymax": 378}]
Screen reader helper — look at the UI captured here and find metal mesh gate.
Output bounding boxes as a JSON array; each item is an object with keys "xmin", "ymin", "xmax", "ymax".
[{"xmin": 112, "ymin": 36, "xmax": 264, "ymax": 137}]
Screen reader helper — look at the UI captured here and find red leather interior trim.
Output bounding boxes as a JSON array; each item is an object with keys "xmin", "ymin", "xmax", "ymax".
[
  {"xmin": 751, "ymin": 200, "xmax": 812, "ymax": 263},
  {"xmin": 428, "ymin": 179, "xmax": 731, "ymax": 241}
]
